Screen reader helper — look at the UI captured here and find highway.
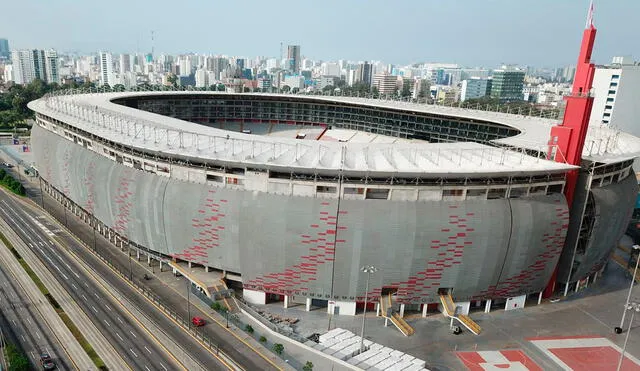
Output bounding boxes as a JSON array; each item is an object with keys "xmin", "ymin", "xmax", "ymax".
[
  {"xmin": 0, "ymin": 196, "xmax": 183, "ymax": 371},
  {"xmin": 0, "ymin": 259, "xmax": 72, "ymax": 370}
]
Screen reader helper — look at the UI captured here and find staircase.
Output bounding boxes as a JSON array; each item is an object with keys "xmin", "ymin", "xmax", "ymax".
[
  {"xmin": 439, "ymin": 293, "xmax": 481, "ymax": 335},
  {"xmin": 379, "ymin": 293, "xmax": 415, "ymax": 336}
]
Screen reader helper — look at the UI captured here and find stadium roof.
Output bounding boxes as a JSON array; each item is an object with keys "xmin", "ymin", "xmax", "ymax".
[{"xmin": 28, "ymin": 92, "xmax": 640, "ymax": 177}]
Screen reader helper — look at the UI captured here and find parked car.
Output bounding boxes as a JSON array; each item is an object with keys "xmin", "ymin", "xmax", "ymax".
[
  {"xmin": 2, "ymin": 162, "xmax": 13, "ymax": 168},
  {"xmin": 192, "ymin": 316, "xmax": 206, "ymax": 327},
  {"xmin": 40, "ymin": 353, "xmax": 55, "ymax": 370}
]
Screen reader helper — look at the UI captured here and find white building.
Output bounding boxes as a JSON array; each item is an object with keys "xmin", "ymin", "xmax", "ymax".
[
  {"xmin": 460, "ymin": 78, "xmax": 489, "ymax": 101},
  {"xmin": 99, "ymin": 52, "xmax": 114, "ymax": 86},
  {"xmin": 3, "ymin": 64, "xmax": 13, "ymax": 82},
  {"xmin": 590, "ymin": 56, "xmax": 640, "ymax": 133},
  {"xmin": 11, "ymin": 49, "xmax": 42, "ymax": 85},
  {"xmin": 44, "ymin": 49, "xmax": 59, "ymax": 84},
  {"xmin": 372, "ymin": 73, "xmax": 398, "ymax": 95},
  {"xmin": 119, "ymin": 54, "xmax": 132, "ymax": 73},
  {"xmin": 283, "ymin": 75, "xmax": 305, "ymax": 90},
  {"xmin": 195, "ymin": 68, "xmax": 208, "ymax": 88},
  {"xmin": 179, "ymin": 57, "xmax": 192, "ymax": 77},
  {"xmin": 320, "ymin": 62, "xmax": 340, "ymax": 77}
]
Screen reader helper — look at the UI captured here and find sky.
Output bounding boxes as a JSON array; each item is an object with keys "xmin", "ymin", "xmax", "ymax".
[{"xmin": 2, "ymin": 0, "xmax": 639, "ymax": 68}]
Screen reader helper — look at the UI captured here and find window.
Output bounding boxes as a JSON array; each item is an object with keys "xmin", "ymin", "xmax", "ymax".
[
  {"xmin": 487, "ymin": 188, "xmax": 506, "ymax": 199},
  {"xmin": 508, "ymin": 187, "xmax": 527, "ymax": 198},
  {"xmin": 206, "ymin": 174, "xmax": 223, "ymax": 183},
  {"xmin": 547, "ymin": 184, "xmax": 563, "ymax": 194},
  {"xmin": 344, "ymin": 187, "xmax": 364, "ymax": 195},
  {"xmin": 316, "ymin": 185, "xmax": 336, "ymax": 193},
  {"xmin": 606, "ymin": 97, "xmax": 614, "ymax": 103},
  {"xmin": 609, "ymin": 82, "xmax": 618, "ymax": 88},
  {"xmin": 611, "ymin": 74, "xmax": 620, "ymax": 80},
  {"xmin": 442, "ymin": 189, "xmax": 464, "ymax": 197},
  {"xmin": 608, "ymin": 90, "xmax": 616, "ymax": 95},
  {"xmin": 365, "ymin": 189, "xmax": 390, "ymax": 200},
  {"xmin": 466, "ymin": 188, "xmax": 486, "ymax": 199},
  {"xmin": 605, "ymin": 105, "xmax": 613, "ymax": 110}
]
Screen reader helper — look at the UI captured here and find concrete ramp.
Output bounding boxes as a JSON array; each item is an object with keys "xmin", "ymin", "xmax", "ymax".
[{"xmin": 439, "ymin": 293, "xmax": 481, "ymax": 335}]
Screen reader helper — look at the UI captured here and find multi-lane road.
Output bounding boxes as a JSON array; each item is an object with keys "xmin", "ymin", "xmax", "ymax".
[
  {"xmin": 0, "ymin": 154, "xmax": 283, "ymax": 371},
  {"xmin": 0, "ymin": 259, "xmax": 72, "ymax": 370},
  {"xmin": 0, "ymin": 196, "xmax": 182, "ymax": 371}
]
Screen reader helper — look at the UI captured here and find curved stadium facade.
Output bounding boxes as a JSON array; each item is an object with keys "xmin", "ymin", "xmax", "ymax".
[{"xmin": 28, "ymin": 92, "xmax": 640, "ymax": 311}]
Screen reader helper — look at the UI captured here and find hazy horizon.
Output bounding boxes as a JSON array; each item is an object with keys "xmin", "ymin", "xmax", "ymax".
[{"xmin": 2, "ymin": 0, "xmax": 638, "ymax": 68}]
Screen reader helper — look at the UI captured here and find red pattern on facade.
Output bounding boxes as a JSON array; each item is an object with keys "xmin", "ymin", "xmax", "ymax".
[
  {"xmin": 245, "ymin": 202, "xmax": 344, "ymax": 295},
  {"xmin": 172, "ymin": 189, "xmax": 227, "ymax": 265}
]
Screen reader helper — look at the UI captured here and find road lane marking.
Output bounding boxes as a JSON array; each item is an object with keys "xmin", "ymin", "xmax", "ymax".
[
  {"xmin": 26, "ymin": 318, "xmax": 31, "ymax": 324},
  {"xmin": 71, "ymin": 283, "xmax": 77, "ymax": 290},
  {"xmin": 117, "ymin": 316, "xmax": 123, "ymax": 324},
  {"xmin": 94, "ymin": 293, "xmax": 100, "ymax": 299},
  {"xmin": 130, "ymin": 348, "xmax": 138, "ymax": 358},
  {"xmin": 103, "ymin": 319, "xmax": 110, "ymax": 327},
  {"xmin": 145, "ymin": 366, "xmax": 151, "ymax": 371},
  {"xmin": 35, "ymin": 332, "xmax": 41, "ymax": 340},
  {"xmin": 21, "ymin": 335, "xmax": 25, "ymax": 342},
  {"xmin": 91, "ymin": 306, "xmax": 98, "ymax": 313},
  {"xmin": 160, "ymin": 363, "xmax": 167, "ymax": 371},
  {"xmin": 116, "ymin": 332, "xmax": 124, "ymax": 341},
  {"xmin": 81, "ymin": 294, "xmax": 88, "ymax": 301},
  {"xmin": 105, "ymin": 304, "xmax": 112, "ymax": 311},
  {"xmin": 11, "ymin": 319, "xmax": 16, "ymax": 326},
  {"xmin": 144, "ymin": 346, "xmax": 151, "ymax": 354},
  {"xmin": 129, "ymin": 330, "xmax": 137, "ymax": 338}
]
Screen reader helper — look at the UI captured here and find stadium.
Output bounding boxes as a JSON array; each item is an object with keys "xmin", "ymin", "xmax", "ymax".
[{"xmin": 27, "ymin": 89, "xmax": 640, "ymax": 318}]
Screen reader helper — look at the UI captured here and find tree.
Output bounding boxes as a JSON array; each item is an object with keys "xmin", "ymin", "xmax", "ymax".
[
  {"xmin": 243, "ymin": 86, "xmax": 252, "ymax": 93},
  {"xmin": 245, "ymin": 324, "xmax": 254, "ymax": 333},
  {"xmin": 291, "ymin": 87, "xmax": 299, "ymax": 94},
  {"xmin": 303, "ymin": 361, "xmax": 314, "ymax": 371},
  {"xmin": 272, "ymin": 343, "xmax": 284, "ymax": 355},
  {"xmin": 216, "ymin": 84, "xmax": 226, "ymax": 92},
  {"xmin": 281, "ymin": 85, "xmax": 291, "ymax": 93},
  {"xmin": 5, "ymin": 343, "xmax": 29, "ymax": 371},
  {"xmin": 167, "ymin": 74, "xmax": 178, "ymax": 88}
]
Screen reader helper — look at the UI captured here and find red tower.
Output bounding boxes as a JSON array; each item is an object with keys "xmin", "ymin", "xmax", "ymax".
[{"xmin": 543, "ymin": 2, "xmax": 597, "ymax": 297}]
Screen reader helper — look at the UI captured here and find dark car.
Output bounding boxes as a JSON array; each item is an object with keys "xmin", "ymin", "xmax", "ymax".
[
  {"xmin": 192, "ymin": 316, "xmax": 206, "ymax": 327},
  {"xmin": 40, "ymin": 353, "xmax": 55, "ymax": 370}
]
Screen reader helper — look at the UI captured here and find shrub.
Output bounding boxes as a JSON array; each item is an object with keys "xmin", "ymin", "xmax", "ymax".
[
  {"xmin": 211, "ymin": 301, "xmax": 222, "ymax": 311},
  {"xmin": 272, "ymin": 343, "xmax": 284, "ymax": 355},
  {"xmin": 259, "ymin": 336, "xmax": 267, "ymax": 343},
  {"xmin": 303, "ymin": 361, "xmax": 314, "ymax": 371},
  {"xmin": 245, "ymin": 324, "xmax": 254, "ymax": 334}
]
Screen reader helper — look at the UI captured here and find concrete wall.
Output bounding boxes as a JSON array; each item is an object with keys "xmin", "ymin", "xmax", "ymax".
[{"xmin": 32, "ymin": 124, "xmax": 572, "ymax": 304}]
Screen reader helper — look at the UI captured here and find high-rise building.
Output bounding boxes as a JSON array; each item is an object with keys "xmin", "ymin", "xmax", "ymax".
[
  {"xmin": 44, "ymin": 49, "xmax": 59, "ymax": 84},
  {"xmin": 179, "ymin": 57, "xmax": 192, "ymax": 77},
  {"xmin": 490, "ymin": 68, "xmax": 525, "ymax": 102},
  {"xmin": 460, "ymin": 78, "xmax": 490, "ymax": 101},
  {"xmin": 356, "ymin": 62, "xmax": 373, "ymax": 86},
  {"xmin": 590, "ymin": 56, "xmax": 640, "ymax": 131},
  {"xmin": 372, "ymin": 73, "xmax": 398, "ymax": 95},
  {"xmin": 0, "ymin": 39, "xmax": 9, "ymax": 59},
  {"xmin": 119, "ymin": 54, "xmax": 132, "ymax": 73},
  {"xmin": 99, "ymin": 52, "xmax": 114, "ymax": 86},
  {"xmin": 2, "ymin": 64, "xmax": 13, "ymax": 82},
  {"xmin": 287, "ymin": 45, "xmax": 300, "ymax": 73},
  {"xmin": 195, "ymin": 68, "xmax": 208, "ymax": 88},
  {"xmin": 11, "ymin": 49, "xmax": 48, "ymax": 84}
]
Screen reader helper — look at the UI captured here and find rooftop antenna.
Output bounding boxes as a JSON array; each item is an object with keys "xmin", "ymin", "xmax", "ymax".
[{"xmin": 151, "ymin": 30, "xmax": 155, "ymax": 57}]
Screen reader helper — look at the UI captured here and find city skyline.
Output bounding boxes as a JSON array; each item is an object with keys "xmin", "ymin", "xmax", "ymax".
[{"xmin": 2, "ymin": 0, "xmax": 638, "ymax": 67}]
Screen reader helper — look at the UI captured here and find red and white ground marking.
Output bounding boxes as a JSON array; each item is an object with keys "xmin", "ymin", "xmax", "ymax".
[
  {"xmin": 528, "ymin": 335, "xmax": 640, "ymax": 370},
  {"xmin": 457, "ymin": 350, "xmax": 542, "ymax": 370}
]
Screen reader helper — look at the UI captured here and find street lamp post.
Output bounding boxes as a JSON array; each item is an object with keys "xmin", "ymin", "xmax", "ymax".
[
  {"xmin": 615, "ymin": 245, "xmax": 640, "ymax": 334},
  {"xmin": 359, "ymin": 265, "xmax": 377, "ymax": 354},
  {"xmin": 617, "ymin": 302, "xmax": 640, "ymax": 371}
]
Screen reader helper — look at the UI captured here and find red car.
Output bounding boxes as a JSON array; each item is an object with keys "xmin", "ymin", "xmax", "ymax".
[{"xmin": 192, "ymin": 316, "xmax": 206, "ymax": 327}]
